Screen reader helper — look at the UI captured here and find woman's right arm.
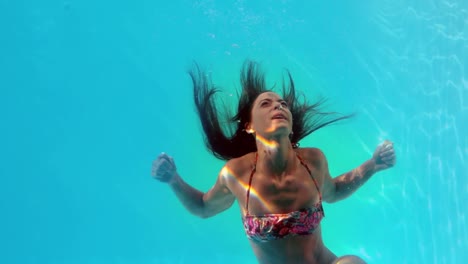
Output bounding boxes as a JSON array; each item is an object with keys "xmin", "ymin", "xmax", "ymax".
[{"xmin": 153, "ymin": 153, "xmax": 235, "ymax": 218}]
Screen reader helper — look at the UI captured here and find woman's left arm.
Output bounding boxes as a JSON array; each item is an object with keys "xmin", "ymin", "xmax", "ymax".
[{"xmin": 320, "ymin": 140, "xmax": 396, "ymax": 203}]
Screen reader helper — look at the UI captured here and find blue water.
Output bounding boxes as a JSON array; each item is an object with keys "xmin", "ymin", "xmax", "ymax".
[{"xmin": 1, "ymin": 0, "xmax": 467, "ymax": 263}]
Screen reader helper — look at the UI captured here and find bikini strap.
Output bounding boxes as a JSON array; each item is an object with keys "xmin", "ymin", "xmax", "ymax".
[
  {"xmin": 296, "ymin": 153, "xmax": 322, "ymax": 202},
  {"xmin": 245, "ymin": 152, "xmax": 258, "ymax": 214}
]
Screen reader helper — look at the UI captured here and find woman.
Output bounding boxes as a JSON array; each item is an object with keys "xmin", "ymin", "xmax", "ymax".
[{"xmin": 152, "ymin": 61, "xmax": 396, "ymax": 264}]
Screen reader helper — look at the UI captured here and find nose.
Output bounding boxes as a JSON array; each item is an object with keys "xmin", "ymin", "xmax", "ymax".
[{"xmin": 275, "ymin": 103, "xmax": 284, "ymax": 110}]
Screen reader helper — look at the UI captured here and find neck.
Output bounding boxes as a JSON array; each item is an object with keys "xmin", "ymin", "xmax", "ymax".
[{"xmin": 255, "ymin": 135, "xmax": 295, "ymax": 176}]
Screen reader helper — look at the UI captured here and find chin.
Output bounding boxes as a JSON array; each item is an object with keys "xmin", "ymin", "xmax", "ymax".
[{"xmin": 269, "ymin": 126, "xmax": 291, "ymax": 137}]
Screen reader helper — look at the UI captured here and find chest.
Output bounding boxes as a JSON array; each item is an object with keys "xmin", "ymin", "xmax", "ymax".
[
  {"xmin": 237, "ymin": 164, "xmax": 322, "ymax": 213},
  {"xmin": 254, "ymin": 170, "xmax": 320, "ymax": 200}
]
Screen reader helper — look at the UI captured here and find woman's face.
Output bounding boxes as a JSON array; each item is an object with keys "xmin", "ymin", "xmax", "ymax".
[{"xmin": 246, "ymin": 92, "xmax": 293, "ymax": 138}]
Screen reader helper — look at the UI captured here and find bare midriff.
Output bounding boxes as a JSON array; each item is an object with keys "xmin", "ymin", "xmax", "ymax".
[{"xmin": 249, "ymin": 227, "xmax": 336, "ymax": 264}]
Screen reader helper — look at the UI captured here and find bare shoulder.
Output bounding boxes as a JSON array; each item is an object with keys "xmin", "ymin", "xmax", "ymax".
[
  {"xmin": 221, "ymin": 152, "xmax": 256, "ymax": 184},
  {"xmin": 296, "ymin": 147, "xmax": 326, "ymax": 166},
  {"xmin": 226, "ymin": 152, "xmax": 256, "ymax": 173},
  {"xmin": 297, "ymin": 147, "xmax": 330, "ymax": 188}
]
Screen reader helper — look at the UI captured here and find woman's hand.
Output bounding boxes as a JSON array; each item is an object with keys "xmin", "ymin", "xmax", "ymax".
[
  {"xmin": 152, "ymin": 152, "xmax": 178, "ymax": 184},
  {"xmin": 372, "ymin": 140, "xmax": 396, "ymax": 171}
]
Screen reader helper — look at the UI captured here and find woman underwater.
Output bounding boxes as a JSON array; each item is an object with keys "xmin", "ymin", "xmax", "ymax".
[{"xmin": 152, "ymin": 61, "xmax": 396, "ymax": 264}]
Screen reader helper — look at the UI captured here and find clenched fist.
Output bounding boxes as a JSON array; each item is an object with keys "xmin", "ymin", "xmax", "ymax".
[{"xmin": 152, "ymin": 152, "xmax": 178, "ymax": 183}]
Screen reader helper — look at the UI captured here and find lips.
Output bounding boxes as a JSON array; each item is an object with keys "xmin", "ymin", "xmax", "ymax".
[{"xmin": 272, "ymin": 113, "xmax": 287, "ymax": 120}]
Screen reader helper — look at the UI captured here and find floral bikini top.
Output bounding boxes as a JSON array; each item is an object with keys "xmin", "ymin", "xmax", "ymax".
[{"xmin": 242, "ymin": 152, "xmax": 325, "ymax": 242}]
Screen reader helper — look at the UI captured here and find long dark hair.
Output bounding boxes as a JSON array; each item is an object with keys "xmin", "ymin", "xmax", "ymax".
[{"xmin": 189, "ymin": 60, "xmax": 354, "ymax": 161}]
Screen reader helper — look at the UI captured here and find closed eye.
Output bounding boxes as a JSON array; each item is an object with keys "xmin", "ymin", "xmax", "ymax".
[{"xmin": 259, "ymin": 98, "xmax": 288, "ymax": 108}]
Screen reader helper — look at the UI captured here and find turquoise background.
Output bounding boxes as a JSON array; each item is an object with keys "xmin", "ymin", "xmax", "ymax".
[{"xmin": 1, "ymin": 0, "xmax": 467, "ymax": 263}]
